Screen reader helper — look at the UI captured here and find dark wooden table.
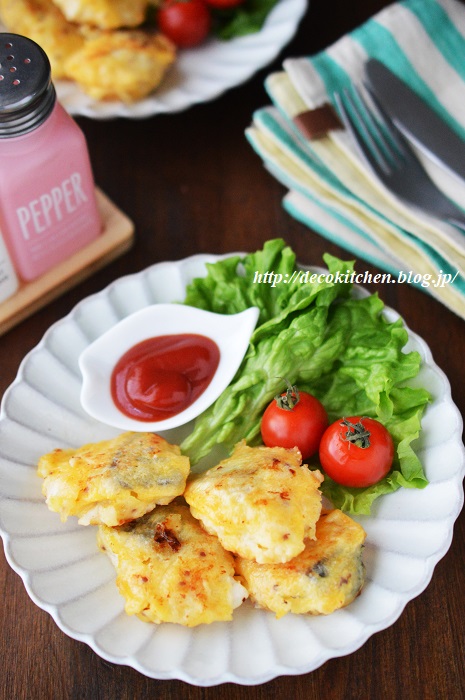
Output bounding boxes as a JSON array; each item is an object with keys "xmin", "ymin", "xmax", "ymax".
[{"xmin": 1, "ymin": 1, "xmax": 464, "ymax": 698}]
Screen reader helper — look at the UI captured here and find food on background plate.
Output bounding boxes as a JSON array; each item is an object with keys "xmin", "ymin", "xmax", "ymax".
[
  {"xmin": 206, "ymin": 0, "xmax": 247, "ymax": 7},
  {"xmin": 261, "ymin": 382, "xmax": 328, "ymax": 459},
  {"xmin": 38, "ymin": 431, "xmax": 190, "ymax": 526},
  {"xmin": 0, "ymin": 0, "xmax": 280, "ymax": 101},
  {"xmin": 184, "ymin": 441, "xmax": 323, "ymax": 563},
  {"xmin": 0, "ymin": 0, "xmax": 174, "ymax": 101},
  {"xmin": 151, "ymin": 0, "xmax": 280, "ymax": 47},
  {"xmin": 0, "ymin": 0, "xmax": 85, "ymax": 80},
  {"xmin": 157, "ymin": 0, "xmax": 212, "ymax": 48},
  {"xmin": 97, "ymin": 502, "xmax": 248, "ymax": 626},
  {"xmin": 51, "ymin": 0, "xmax": 149, "ymax": 29},
  {"xmin": 64, "ymin": 29, "xmax": 176, "ymax": 103},
  {"xmin": 235, "ymin": 508, "xmax": 366, "ymax": 618}
]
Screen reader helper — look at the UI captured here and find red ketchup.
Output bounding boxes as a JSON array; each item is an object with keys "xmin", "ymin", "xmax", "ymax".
[{"xmin": 111, "ymin": 334, "xmax": 220, "ymax": 422}]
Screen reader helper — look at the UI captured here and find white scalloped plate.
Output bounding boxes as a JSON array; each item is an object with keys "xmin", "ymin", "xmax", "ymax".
[
  {"xmin": 0, "ymin": 0, "xmax": 307, "ymax": 119},
  {"xmin": 0, "ymin": 253, "xmax": 464, "ymax": 686}
]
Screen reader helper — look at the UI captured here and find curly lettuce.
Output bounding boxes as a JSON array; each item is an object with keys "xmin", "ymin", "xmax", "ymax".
[
  {"xmin": 180, "ymin": 239, "xmax": 430, "ymax": 515},
  {"xmin": 212, "ymin": 0, "xmax": 281, "ymax": 40}
]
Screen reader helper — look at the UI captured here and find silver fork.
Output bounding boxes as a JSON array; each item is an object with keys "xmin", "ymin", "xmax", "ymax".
[{"xmin": 333, "ymin": 85, "xmax": 465, "ymax": 231}]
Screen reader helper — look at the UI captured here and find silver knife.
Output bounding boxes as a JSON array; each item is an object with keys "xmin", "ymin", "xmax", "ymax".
[{"xmin": 365, "ymin": 58, "xmax": 465, "ymax": 182}]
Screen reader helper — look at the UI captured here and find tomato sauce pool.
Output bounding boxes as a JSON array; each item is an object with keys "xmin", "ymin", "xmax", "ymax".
[{"xmin": 111, "ymin": 334, "xmax": 220, "ymax": 422}]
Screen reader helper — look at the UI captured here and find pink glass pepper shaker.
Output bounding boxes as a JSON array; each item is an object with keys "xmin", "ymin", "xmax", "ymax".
[{"xmin": 0, "ymin": 33, "xmax": 102, "ymax": 281}]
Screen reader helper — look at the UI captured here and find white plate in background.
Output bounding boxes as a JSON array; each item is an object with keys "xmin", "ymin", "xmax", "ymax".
[{"xmin": 1, "ymin": 0, "xmax": 308, "ymax": 119}]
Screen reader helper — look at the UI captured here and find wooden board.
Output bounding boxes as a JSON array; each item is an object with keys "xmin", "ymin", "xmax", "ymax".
[{"xmin": 0, "ymin": 188, "xmax": 135, "ymax": 336}]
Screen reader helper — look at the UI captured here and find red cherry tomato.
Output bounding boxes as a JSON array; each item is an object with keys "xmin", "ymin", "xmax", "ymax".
[
  {"xmin": 158, "ymin": 0, "xmax": 212, "ymax": 48},
  {"xmin": 204, "ymin": 0, "xmax": 245, "ymax": 7},
  {"xmin": 261, "ymin": 384, "xmax": 328, "ymax": 460},
  {"xmin": 319, "ymin": 416, "xmax": 394, "ymax": 487}
]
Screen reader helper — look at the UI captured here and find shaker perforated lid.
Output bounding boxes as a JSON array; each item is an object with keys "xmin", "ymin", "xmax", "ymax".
[{"xmin": 0, "ymin": 33, "xmax": 56, "ymax": 138}]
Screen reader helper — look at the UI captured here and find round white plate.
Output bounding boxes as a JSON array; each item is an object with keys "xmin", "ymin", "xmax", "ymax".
[
  {"xmin": 0, "ymin": 0, "xmax": 307, "ymax": 119},
  {"xmin": 0, "ymin": 253, "xmax": 463, "ymax": 686}
]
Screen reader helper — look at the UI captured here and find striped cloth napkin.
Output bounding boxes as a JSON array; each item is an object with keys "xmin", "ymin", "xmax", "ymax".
[{"xmin": 247, "ymin": 0, "xmax": 465, "ymax": 320}]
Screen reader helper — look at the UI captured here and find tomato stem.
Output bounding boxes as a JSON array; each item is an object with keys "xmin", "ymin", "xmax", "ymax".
[
  {"xmin": 274, "ymin": 379, "xmax": 299, "ymax": 411},
  {"xmin": 340, "ymin": 418, "xmax": 371, "ymax": 448}
]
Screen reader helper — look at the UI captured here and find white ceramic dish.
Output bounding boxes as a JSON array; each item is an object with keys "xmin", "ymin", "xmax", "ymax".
[
  {"xmin": 0, "ymin": 253, "xmax": 464, "ymax": 686},
  {"xmin": 79, "ymin": 303, "xmax": 259, "ymax": 431},
  {"xmin": 0, "ymin": 0, "xmax": 307, "ymax": 119}
]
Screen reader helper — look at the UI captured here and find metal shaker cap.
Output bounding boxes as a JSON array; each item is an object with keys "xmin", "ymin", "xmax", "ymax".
[{"xmin": 0, "ymin": 33, "xmax": 56, "ymax": 138}]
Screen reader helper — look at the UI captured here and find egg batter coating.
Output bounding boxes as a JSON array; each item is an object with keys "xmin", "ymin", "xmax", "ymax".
[
  {"xmin": 64, "ymin": 29, "xmax": 175, "ymax": 102},
  {"xmin": 0, "ymin": 0, "xmax": 85, "ymax": 79},
  {"xmin": 98, "ymin": 503, "xmax": 248, "ymax": 626},
  {"xmin": 37, "ymin": 431, "xmax": 190, "ymax": 526},
  {"xmin": 184, "ymin": 441, "xmax": 323, "ymax": 564},
  {"xmin": 51, "ymin": 0, "xmax": 149, "ymax": 29},
  {"xmin": 235, "ymin": 509, "xmax": 366, "ymax": 618}
]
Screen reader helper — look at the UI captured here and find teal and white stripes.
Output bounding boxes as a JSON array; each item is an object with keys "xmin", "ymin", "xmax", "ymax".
[
  {"xmin": 288, "ymin": 0, "xmax": 465, "ymax": 137},
  {"xmin": 247, "ymin": 0, "xmax": 465, "ymax": 319}
]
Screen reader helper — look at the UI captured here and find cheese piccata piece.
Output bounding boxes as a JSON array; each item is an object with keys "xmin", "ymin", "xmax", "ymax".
[
  {"xmin": 37, "ymin": 431, "xmax": 190, "ymax": 526},
  {"xmin": 184, "ymin": 441, "xmax": 324, "ymax": 564},
  {"xmin": 0, "ymin": 0, "xmax": 85, "ymax": 79},
  {"xmin": 235, "ymin": 509, "xmax": 366, "ymax": 618},
  {"xmin": 0, "ymin": 1, "xmax": 175, "ymax": 100},
  {"xmin": 51, "ymin": 0, "xmax": 149, "ymax": 29},
  {"xmin": 64, "ymin": 29, "xmax": 175, "ymax": 103},
  {"xmin": 98, "ymin": 503, "xmax": 248, "ymax": 626}
]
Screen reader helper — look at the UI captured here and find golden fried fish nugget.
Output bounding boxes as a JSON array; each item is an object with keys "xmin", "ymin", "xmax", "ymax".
[
  {"xmin": 184, "ymin": 441, "xmax": 324, "ymax": 564},
  {"xmin": 235, "ymin": 509, "xmax": 366, "ymax": 618},
  {"xmin": 38, "ymin": 431, "xmax": 190, "ymax": 526},
  {"xmin": 51, "ymin": 0, "xmax": 149, "ymax": 30},
  {"xmin": 98, "ymin": 503, "xmax": 248, "ymax": 626},
  {"xmin": 64, "ymin": 29, "xmax": 175, "ymax": 102},
  {"xmin": 0, "ymin": 0, "xmax": 84, "ymax": 79}
]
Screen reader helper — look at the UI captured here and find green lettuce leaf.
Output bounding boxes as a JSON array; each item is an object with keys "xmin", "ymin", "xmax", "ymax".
[
  {"xmin": 211, "ymin": 0, "xmax": 281, "ymax": 40},
  {"xmin": 180, "ymin": 239, "xmax": 430, "ymax": 515},
  {"xmin": 301, "ymin": 294, "xmax": 430, "ymax": 511}
]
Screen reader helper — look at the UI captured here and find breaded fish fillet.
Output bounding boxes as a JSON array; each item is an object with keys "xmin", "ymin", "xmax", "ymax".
[
  {"xmin": 0, "ymin": 0, "xmax": 85, "ymax": 79},
  {"xmin": 51, "ymin": 0, "xmax": 149, "ymax": 30},
  {"xmin": 235, "ymin": 509, "xmax": 366, "ymax": 618},
  {"xmin": 64, "ymin": 29, "xmax": 175, "ymax": 102},
  {"xmin": 98, "ymin": 503, "xmax": 248, "ymax": 626},
  {"xmin": 38, "ymin": 431, "xmax": 190, "ymax": 526},
  {"xmin": 184, "ymin": 441, "xmax": 323, "ymax": 564}
]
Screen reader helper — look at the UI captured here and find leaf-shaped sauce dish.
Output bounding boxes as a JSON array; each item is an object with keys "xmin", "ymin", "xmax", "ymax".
[{"xmin": 79, "ymin": 304, "xmax": 259, "ymax": 431}]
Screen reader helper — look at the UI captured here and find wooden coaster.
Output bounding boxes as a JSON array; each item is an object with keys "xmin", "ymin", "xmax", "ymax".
[{"xmin": 0, "ymin": 188, "xmax": 135, "ymax": 336}]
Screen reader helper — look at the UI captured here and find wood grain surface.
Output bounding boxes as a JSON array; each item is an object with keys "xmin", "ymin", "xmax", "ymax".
[{"xmin": 0, "ymin": 1, "xmax": 464, "ymax": 698}]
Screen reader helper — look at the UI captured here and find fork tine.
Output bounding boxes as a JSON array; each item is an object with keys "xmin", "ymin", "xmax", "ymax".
[
  {"xmin": 334, "ymin": 80, "xmax": 465, "ymax": 226},
  {"xmin": 334, "ymin": 88, "xmax": 393, "ymax": 175},
  {"xmin": 333, "ymin": 91, "xmax": 382, "ymax": 171},
  {"xmin": 362, "ymin": 82, "xmax": 411, "ymax": 158}
]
